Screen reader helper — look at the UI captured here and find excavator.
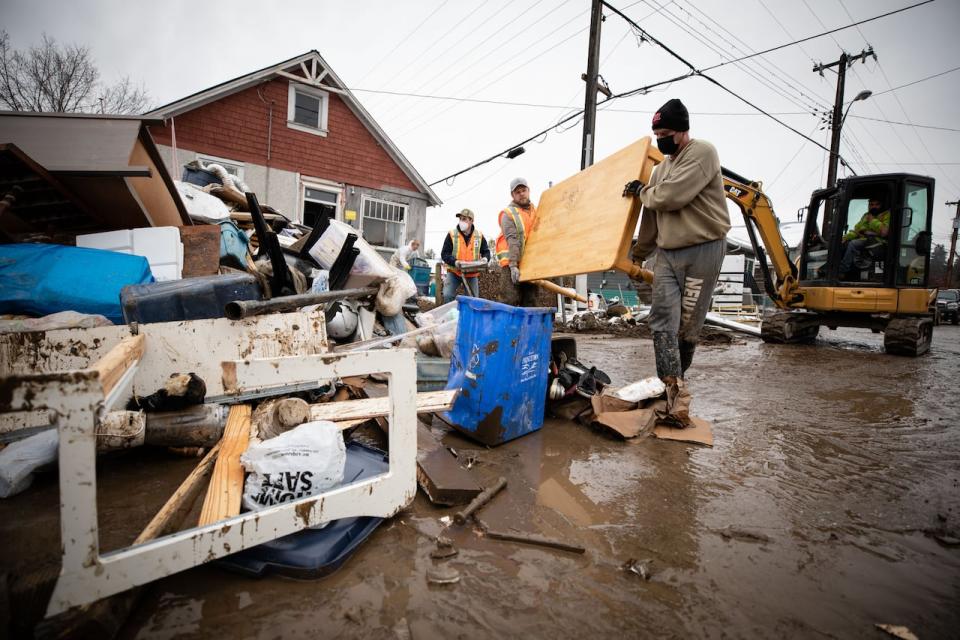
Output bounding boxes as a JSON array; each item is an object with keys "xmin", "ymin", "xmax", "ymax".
[{"xmin": 712, "ymin": 168, "xmax": 936, "ymax": 356}]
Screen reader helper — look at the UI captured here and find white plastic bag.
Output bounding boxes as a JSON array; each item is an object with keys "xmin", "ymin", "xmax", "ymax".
[
  {"xmin": 0, "ymin": 429, "xmax": 58, "ymax": 498},
  {"xmin": 241, "ymin": 421, "xmax": 346, "ymax": 512},
  {"xmin": 375, "ymin": 267, "xmax": 418, "ymax": 317},
  {"xmin": 611, "ymin": 377, "xmax": 666, "ymax": 403}
]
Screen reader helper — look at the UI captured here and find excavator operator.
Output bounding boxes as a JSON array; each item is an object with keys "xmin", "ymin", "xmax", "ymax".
[{"xmin": 840, "ymin": 197, "xmax": 890, "ymax": 280}]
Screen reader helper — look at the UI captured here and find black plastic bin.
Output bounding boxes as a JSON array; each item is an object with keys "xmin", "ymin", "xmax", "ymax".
[{"xmin": 120, "ymin": 273, "xmax": 262, "ymax": 324}]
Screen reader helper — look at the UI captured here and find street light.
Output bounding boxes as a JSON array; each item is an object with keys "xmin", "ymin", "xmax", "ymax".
[{"xmin": 840, "ymin": 89, "xmax": 872, "ymax": 129}]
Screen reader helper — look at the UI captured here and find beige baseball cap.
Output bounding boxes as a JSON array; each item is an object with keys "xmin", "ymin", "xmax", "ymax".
[{"xmin": 456, "ymin": 208, "xmax": 475, "ymax": 220}]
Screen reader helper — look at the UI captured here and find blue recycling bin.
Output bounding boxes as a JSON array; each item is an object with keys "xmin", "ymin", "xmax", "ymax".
[{"xmin": 443, "ymin": 297, "xmax": 553, "ymax": 445}]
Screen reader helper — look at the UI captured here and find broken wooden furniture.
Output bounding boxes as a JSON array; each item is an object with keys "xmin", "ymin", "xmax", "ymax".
[
  {"xmin": 0, "ymin": 323, "xmax": 418, "ymax": 617},
  {"xmin": 518, "ymin": 136, "xmax": 662, "ymax": 282}
]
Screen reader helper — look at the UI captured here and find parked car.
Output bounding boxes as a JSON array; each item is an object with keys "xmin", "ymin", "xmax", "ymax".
[{"xmin": 936, "ymin": 289, "xmax": 959, "ymax": 325}]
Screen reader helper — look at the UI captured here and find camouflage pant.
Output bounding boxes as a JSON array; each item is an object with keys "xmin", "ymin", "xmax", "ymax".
[{"xmin": 648, "ymin": 238, "xmax": 726, "ymax": 379}]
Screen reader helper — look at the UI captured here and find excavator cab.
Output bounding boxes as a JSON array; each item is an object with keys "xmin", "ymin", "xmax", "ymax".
[
  {"xmin": 720, "ymin": 169, "xmax": 936, "ymax": 355},
  {"xmin": 800, "ymin": 174, "xmax": 934, "ymax": 290}
]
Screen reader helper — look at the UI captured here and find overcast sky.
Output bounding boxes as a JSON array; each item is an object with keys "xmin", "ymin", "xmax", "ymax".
[{"xmin": 3, "ymin": 0, "xmax": 958, "ymax": 253}]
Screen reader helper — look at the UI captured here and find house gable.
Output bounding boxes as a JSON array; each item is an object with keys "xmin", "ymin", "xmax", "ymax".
[{"xmin": 149, "ymin": 78, "xmax": 417, "ymax": 194}]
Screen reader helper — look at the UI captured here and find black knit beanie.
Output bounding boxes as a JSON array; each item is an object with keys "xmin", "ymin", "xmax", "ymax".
[{"xmin": 651, "ymin": 98, "xmax": 689, "ymax": 132}]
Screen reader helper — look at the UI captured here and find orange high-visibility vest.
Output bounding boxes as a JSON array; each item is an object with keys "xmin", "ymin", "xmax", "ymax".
[
  {"xmin": 448, "ymin": 228, "xmax": 484, "ymax": 277},
  {"xmin": 495, "ymin": 204, "xmax": 536, "ymax": 267}
]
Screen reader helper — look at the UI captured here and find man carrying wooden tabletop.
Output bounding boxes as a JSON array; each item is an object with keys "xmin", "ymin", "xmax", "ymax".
[
  {"xmin": 627, "ymin": 99, "xmax": 730, "ymax": 420},
  {"xmin": 495, "ymin": 177, "xmax": 540, "ymax": 307}
]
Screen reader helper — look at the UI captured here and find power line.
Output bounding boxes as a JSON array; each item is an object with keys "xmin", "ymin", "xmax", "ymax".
[
  {"xmin": 392, "ymin": 3, "xmax": 593, "ymax": 138},
  {"xmin": 848, "ymin": 115, "xmax": 960, "ymax": 133},
  {"xmin": 378, "ymin": 0, "xmax": 555, "ymax": 123},
  {"xmin": 872, "ymin": 65, "xmax": 960, "ymax": 97},
  {"xmin": 642, "ymin": 0, "xmax": 824, "ymax": 115},
  {"xmin": 353, "ymin": 0, "xmax": 451, "ymax": 86},
  {"xmin": 601, "ymin": 0, "xmax": 854, "ymax": 170},
  {"xmin": 427, "ymin": 72, "xmax": 692, "ymax": 186},
  {"xmin": 696, "ymin": 0, "xmax": 934, "ymax": 73}
]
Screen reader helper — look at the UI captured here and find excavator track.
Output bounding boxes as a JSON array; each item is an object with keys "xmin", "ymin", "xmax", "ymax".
[
  {"xmin": 760, "ymin": 311, "xmax": 820, "ymax": 344},
  {"xmin": 883, "ymin": 316, "xmax": 933, "ymax": 356}
]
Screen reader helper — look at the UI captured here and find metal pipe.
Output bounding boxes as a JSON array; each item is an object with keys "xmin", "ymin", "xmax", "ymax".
[{"xmin": 225, "ymin": 287, "xmax": 378, "ymax": 320}]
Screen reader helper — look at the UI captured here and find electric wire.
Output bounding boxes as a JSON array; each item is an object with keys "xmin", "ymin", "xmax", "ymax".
[
  {"xmin": 872, "ymin": 65, "xmax": 960, "ymax": 97},
  {"xmin": 668, "ymin": 0, "xmax": 829, "ymax": 115},
  {"xmin": 426, "ymin": 72, "xmax": 692, "ymax": 186},
  {"xmin": 601, "ymin": 1, "xmax": 855, "ymax": 172},
  {"xmin": 392, "ymin": 3, "xmax": 593, "ymax": 138},
  {"xmin": 354, "ymin": 0, "xmax": 451, "ymax": 87},
  {"xmin": 380, "ymin": 0, "xmax": 555, "ymax": 123}
]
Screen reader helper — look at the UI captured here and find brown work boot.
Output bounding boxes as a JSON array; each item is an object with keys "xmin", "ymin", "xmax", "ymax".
[{"xmin": 656, "ymin": 376, "xmax": 692, "ymax": 428}]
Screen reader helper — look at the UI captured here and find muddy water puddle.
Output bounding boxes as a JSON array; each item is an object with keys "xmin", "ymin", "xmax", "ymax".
[{"xmin": 3, "ymin": 327, "xmax": 958, "ymax": 638}]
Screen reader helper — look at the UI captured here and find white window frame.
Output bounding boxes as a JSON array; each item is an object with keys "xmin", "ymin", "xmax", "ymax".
[
  {"xmin": 360, "ymin": 195, "xmax": 408, "ymax": 251},
  {"xmin": 287, "ymin": 82, "xmax": 329, "ymax": 137},
  {"xmin": 300, "ymin": 179, "xmax": 341, "ymax": 225},
  {"xmin": 197, "ymin": 153, "xmax": 245, "ymax": 181}
]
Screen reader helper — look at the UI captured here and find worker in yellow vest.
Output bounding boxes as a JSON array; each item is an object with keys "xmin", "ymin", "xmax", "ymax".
[
  {"xmin": 440, "ymin": 208, "xmax": 491, "ymax": 300},
  {"xmin": 495, "ymin": 177, "xmax": 539, "ymax": 307}
]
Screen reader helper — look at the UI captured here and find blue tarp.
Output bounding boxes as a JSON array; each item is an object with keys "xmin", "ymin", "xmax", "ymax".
[
  {"xmin": 444, "ymin": 297, "xmax": 553, "ymax": 445},
  {"xmin": 0, "ymin": 243, "xmax": 154, "ymax": 324}
]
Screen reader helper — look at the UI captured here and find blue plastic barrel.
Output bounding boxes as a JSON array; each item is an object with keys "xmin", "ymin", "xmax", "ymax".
[{"xmin": 443, "ymin": 297, "xmax": 553, "ymax": 445}]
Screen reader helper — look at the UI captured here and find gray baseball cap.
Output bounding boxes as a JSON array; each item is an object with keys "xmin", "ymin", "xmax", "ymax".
[{"xmin": 510, "ymin": 177, "xmax": 528, "ymax": 192}]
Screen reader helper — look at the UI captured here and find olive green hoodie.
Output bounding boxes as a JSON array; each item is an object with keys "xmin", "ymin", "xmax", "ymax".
[{"xmin": 632, "ymin": 138, "xmax": 731, "ymax": 261}]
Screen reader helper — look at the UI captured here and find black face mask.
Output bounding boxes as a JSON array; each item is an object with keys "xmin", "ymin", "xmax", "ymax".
[{"xmin": 656, "ymin": 135, "xmax": 679, "ymax": 156}]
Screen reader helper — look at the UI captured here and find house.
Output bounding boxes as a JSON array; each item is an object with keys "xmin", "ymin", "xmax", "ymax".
[{"xmin": 146, "ymin": 51, "xmax": 441, "ymax": 260}]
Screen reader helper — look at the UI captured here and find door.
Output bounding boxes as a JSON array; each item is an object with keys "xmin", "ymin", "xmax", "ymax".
[{"xmin": 896, "ymin": 181, "xmax": 933, "ymax": 287}]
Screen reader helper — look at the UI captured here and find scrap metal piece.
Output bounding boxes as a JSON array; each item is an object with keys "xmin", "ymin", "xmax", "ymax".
[
  {"xmin": 426, "ymin": 566, "xmax": 460, "ymax": 585},
  {"xmin": 621, "ymin": 558, "xmax": 652, "ymax": 580},
  {"xmin": 454, "ymin": 476, "xmax": 507, "ymax": 525}
]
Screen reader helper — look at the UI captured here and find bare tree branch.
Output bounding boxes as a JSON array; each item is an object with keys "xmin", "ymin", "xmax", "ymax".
[{"xmin": 0, "ymin": 30, "xmax": 149, "ymax": 114}]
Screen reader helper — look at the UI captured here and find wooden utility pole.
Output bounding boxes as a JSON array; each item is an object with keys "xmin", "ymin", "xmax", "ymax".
[
  {"xmin": 947, "ymin": 200, "xmax": 960, "ymax": 288},
  {"xmin": 813, "ymin": 47, "xmax": 874, "ymax": 191},
  {"xmin": 576, "ymin": 0, "xmax": 603, "ymax": 306}
]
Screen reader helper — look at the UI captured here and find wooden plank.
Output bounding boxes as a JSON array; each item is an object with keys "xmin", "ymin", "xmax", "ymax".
[
  {"xmin": 198, "ymin": 404, "xmax": 251, "ymax": 526},
  {"xmin": 309, "ymin": 389, "xmax": 457, "ymax": 422},
  {"xmin": 519, "ymin": 136, "xmax": 662, "ymax": 281},
  {"xmin": 88, "ymin": 334, "xmax": 144, "ymax": 397},
  {"xmin": 135, "ymin": 442, "xmax": 221, "ymax": 544},
  {"xmin": 179, "ymin": 224, "xmax": 221, "ymax": 277}
]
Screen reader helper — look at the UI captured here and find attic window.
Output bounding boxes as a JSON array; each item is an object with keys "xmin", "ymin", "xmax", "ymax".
[{"xmin": 287, "ymin": 82, "xmax": 329, "ymax": 136}]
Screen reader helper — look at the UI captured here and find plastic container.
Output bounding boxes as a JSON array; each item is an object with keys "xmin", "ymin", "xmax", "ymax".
[
  {"xmin": 76, "ymin": 227, "xmax": 184, "ymax": 281},
  {"xmin": 120, "ymin": 273, "xmax": 261, "ymax": 324},
  {"xmin": 443, "ymin": 297, "xmax": 553, "ymax": 445},
  {"xmin": 216, "ymin": 441, "xmax": 388, "ymax": 579},
  {"xmin": 409, "ymin": 258, "xmax": 431, "ymax": 295}
]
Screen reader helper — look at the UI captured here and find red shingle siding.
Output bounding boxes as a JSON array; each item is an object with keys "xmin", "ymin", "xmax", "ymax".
[{"xmin": 150, "ymin": 78, "xmax": 417, "ymax": 193}]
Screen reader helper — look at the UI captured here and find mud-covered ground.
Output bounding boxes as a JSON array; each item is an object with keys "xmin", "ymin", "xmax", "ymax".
[{"xmin": 2, "ymin": 326, "xmax": 959, "ymax": 638}]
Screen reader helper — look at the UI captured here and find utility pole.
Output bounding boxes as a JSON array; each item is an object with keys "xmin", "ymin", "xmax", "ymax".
[
  {"xmin": 813, "ymin": 47, "xmax": 875, "ymax": 191},
  {"xmin": 947, "ymin": 200, "xmax": 960, "ymax": 288},
  {"xmin": 576, "ymin": 0, "xmax": 603, "ymax": 307}
]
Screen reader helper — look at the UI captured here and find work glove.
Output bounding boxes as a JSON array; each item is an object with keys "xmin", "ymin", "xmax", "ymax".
[
  {"xmin": 622, "ymin": 179, "xmax": 645, "ymax": 197},
  {"xmin": 455, "ymin": 260, "xmax": 463, "ymax": 268},
  {"xmin": 487, "ymin": 257, "xmax": 498, "ymax": 272},
  {"xmin": 510, "ymin": 266, "xmax": 520, "ymax": 284}
]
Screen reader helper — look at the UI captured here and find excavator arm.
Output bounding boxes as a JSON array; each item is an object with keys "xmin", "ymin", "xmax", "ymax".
[
  {"xmin": 720, "ymin": 167, "xmax": 799, "ymax": 308},
  {"xmin": 624, "ymin": 167, "xmax": 800, "ymax": 308}
]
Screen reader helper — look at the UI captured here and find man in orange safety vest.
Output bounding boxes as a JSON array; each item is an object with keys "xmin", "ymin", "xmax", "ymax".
[
  {"xmin": 440, "ymin": 208, "xmax": 491, "ymax": 300},
  {"xmin": 494, "ymin": 177, "xmax": 539, "ymax": 307}
]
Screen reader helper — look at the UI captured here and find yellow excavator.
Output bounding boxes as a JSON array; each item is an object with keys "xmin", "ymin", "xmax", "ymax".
[
  {"xmin": 627, "ymin": 168, "xmax": 936, "ymax": 355},
  {"xmin": 716, "ymin": 168, "xmax": 936, "ymax": 355}
]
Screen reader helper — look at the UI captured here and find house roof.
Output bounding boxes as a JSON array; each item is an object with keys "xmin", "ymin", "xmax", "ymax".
[{"xmin": 147, "ymin": 51, "xmax": 441, "ymax": 207}]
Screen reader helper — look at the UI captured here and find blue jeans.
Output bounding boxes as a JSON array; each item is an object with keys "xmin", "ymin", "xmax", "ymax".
[{"xmin": 443, "ymin": 271, "xmax": 478, "ymax": 301}]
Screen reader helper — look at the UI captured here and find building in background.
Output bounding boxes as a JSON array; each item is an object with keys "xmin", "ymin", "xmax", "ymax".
[{"xmin": 146, "ymin": 51, "xmax": 441, "ymax": 260}]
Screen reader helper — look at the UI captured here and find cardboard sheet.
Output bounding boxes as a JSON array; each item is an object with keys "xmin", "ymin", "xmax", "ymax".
[{"xmin": 653, "ymin": 416, "xmax": 714, "ymax": 447}]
